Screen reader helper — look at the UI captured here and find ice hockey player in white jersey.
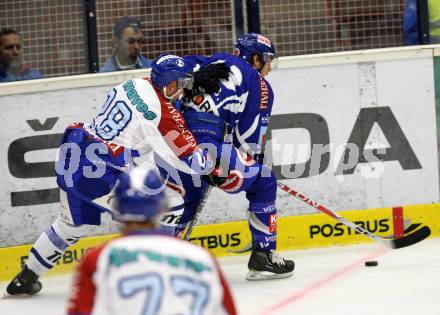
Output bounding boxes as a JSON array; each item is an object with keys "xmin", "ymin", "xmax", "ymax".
[
  {"xmin": 67, "ymin": 166, "xmax": 237, "ymax": 315},
  {"xmin": 6, "ymin": 53, "xmax": 228, "ymax": 296}
]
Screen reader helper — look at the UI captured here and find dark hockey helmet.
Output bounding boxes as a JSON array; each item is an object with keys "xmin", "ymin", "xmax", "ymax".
[
  {"xmin": 115, "ymin": 167, "xmax": 166, "ymax": 222},
  {"xmin": 150, "ymin": 53, "xmax": 193, "ymax": 89},
  {"xmin": 234, "ymin": 33, "xmax": 277, "ymax": 68}
]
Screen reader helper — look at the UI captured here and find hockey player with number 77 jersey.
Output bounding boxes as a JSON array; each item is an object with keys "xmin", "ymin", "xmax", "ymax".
[
  {"xmin": 67, "ymin": 167, "xmax": 237, "ymax": 315},
  {"xmin": 6, "ymin": 53, "xmax": 230, "ymax": 296}
]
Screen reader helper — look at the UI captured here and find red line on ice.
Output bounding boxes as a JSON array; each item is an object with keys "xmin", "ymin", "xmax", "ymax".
[{"xmin": 258, "ymin": 247, "xmax": 389, "ymax": 315}]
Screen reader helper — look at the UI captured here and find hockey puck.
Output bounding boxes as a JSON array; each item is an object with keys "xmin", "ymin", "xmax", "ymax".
[{"xmin": 364, "ymin": 260, "xmax": 378, "ymax": 267}]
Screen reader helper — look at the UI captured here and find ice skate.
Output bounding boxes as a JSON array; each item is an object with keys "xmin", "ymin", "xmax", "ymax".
[
  {"xmin": 246, "ymin": 249, "xmax": 295, "ymax": 280},
  {"xmin": 6, "ymin": 265, "xmax": 42, "ymax": 295}
]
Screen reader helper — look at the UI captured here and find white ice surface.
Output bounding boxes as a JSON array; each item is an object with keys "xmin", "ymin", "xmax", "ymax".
[{"xmin": 1, "ymin": 238, "xmax": 439, "ymax": 315}]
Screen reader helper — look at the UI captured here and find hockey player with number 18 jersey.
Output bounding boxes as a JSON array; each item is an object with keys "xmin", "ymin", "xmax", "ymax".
[{"xmin": 6, "ymin": 54, "xmax": 229, "ymax": 296}]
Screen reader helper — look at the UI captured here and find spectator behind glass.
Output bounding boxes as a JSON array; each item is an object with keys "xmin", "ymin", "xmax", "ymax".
[
  {"xmin": 100, "ymin": 16, "xmax": 152, "ymax": 72},
  {"xmin": 403, "ymin": 0, "xmax": 440, "ymax": 44},
  {"xmin": 0, "ymin": 28, "xmax": 42, "ymax": 83}
]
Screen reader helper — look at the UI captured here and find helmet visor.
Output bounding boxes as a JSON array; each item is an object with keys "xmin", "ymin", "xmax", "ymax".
[
  {"xmin": 177, "ymin": 76, "xmax": 193, "ymax": 90},
  {"xmin": 263, "ymin": 52, "xmax": 278, "ymax": 69}
]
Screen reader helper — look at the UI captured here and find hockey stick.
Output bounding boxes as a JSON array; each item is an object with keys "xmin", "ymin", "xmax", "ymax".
[
  {"xmin": 277, "ymin": 181, "xmax": 431, "ymax": 249},
  {"xmin": 182, "ymin": 185, "xmax": 213, "ymax": 240},
  {"xmin": 102, "ymin": 159, "xmax": 210, "ymax": 240}
]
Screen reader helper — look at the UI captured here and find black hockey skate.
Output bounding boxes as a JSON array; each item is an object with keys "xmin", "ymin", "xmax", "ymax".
[
  {"xmin": 6, "ymin": 265, "xmax": 42, "ymax": 295},
  {"xmin": 246, "ymin": 250, "xmax": 295, "ymax": 280}
]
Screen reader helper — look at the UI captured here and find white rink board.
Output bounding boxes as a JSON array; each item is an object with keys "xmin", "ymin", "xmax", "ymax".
[
  {"xmin": 269, "ymin": 57, "xmax": 439, "ymax": 216},
  {"xmin": 202, "ymin": 56, "xmax": 439, "ymax": 223},
  {"xmin": 0, "ymin": 48, "xmax": 439, "ymax": 246}
]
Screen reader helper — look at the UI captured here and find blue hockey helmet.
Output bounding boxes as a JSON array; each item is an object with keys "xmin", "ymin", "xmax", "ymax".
[
  {"xmin": 115, "ymin": 167, "xmax": 166, "ymax": 222},
  {"xmin": 150, "ymin": 53, "xmax": 193, "ymax": 90},
  {"xmin": 234, "ymin": 33, "xmax": 277, "ymax": 67}
]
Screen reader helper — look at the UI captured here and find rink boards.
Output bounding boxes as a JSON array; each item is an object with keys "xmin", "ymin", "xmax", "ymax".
[
  {"xmin": 1, "ymin": 45, "xmax": 440, "ymax": 247},
  {"xmin": 1, "ymin": 45, "xmax": 440, "ymax": 281},
  {"xmin": 0, "ymin": 203, "xmax": 438, "ymax": 281}
]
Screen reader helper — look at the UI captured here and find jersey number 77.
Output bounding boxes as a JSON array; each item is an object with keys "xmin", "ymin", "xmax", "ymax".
[{"xmin": 118, "ymin": 272, "xmax": 210, "ymax": 315}]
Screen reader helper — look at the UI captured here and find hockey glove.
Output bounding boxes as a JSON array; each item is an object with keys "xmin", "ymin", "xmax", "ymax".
[
  {"xmin": 253, "ymin": 153, "xmax": 265, "ymax": 164},
  {"xmin": 192, "ymin": 63, "xmax": 230, "ymax": 95},
  {"xmin": 202, "ymin": 163, "xmax": 229, "ymax": 187}
]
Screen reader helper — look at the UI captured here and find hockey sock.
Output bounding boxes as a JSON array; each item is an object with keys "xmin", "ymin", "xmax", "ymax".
[
  {"xmin": 27, "ymin": 215, "xmax": 86, "ymax": 276},
  {"xmin": 247, "ymin": 201, "xmax": 277, "ymax": 251}
]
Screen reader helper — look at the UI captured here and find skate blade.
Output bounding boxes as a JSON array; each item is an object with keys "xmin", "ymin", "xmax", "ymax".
[{"xmin": 246, "ymin": 269, "xmax": 294, "ymax": 281}]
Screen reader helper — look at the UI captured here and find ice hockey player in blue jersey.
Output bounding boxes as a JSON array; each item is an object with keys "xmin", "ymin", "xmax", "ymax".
[{"xmin": 166, "ymin": 33, "xmax": 295, "ymax": 280}]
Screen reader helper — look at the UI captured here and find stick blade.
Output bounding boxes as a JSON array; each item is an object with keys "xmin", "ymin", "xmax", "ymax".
[
  {"xmin": 227, "ymin": 241, "xmax": 252, "ymax": 253},
  {"xmin": 391, "ymin": 226, "xmax": 431, "ymax": 249}
]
